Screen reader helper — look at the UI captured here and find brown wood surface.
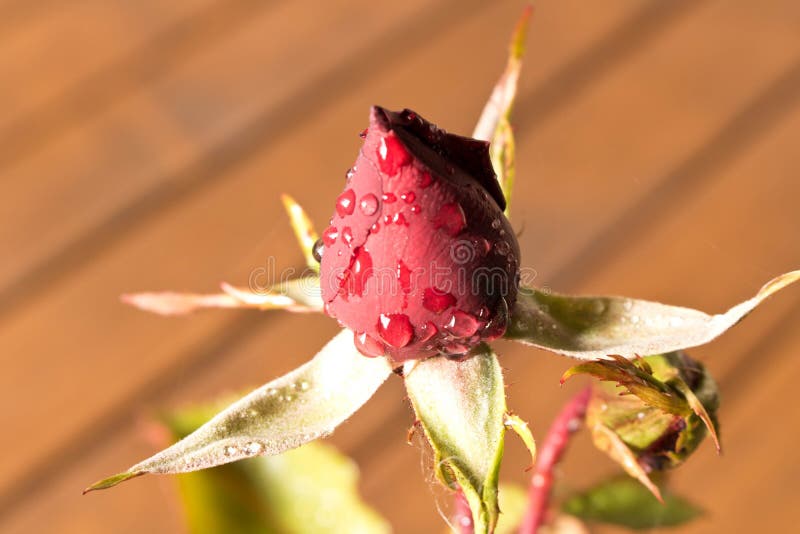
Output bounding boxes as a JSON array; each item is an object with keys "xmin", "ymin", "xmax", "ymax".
[{"xmin": 1, "ymin": 1, "xmax": 798, "ymax": 532}]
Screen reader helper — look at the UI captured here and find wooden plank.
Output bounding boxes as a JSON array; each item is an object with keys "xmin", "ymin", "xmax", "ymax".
[
  {"xmin": 0, "ymin": 0, "xmax": 255, "ymax": 148},
  {"xmin": 0, "ymin": 0, "xmax": 488, "ymax": 313},
  {"xmin": 0, "ymin": 0, "xmax": 675, "ymax": 528},
  {"xmin": 0, "ymin": 0, "xmax": 660, "ymax": 309},
  {"xmin": 0, "ymin": 0, "xmax": 503, "ymax": 501},
  {"xmin": 354, "ymin": 97, "xmax": 800, "ymax": 532},
  {"xmin": 668, "ymin": 314, "xmax": 800, "ymax": 534},
  {"xmin": 6, "ymin": 0, "xmax": 800, "ymax": 525}
]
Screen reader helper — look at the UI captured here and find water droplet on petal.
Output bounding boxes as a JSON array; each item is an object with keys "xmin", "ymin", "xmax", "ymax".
[
  {"xmin": 298, "ymin": 380, "xmax": 310, "ymax": 391},
  {"xmin": 442, "ymin": 342, "xmax": 471, "ymax": 358},
  {"xmin": 410, "ymin": 204, "xmax": 421, "ymax": 214},
  {"xmin": 377, "ymin": 134, "xmax": 411, "ymax": 175},
  {"xmin": 495, "ymin": 241, "xmax": 511, "ymax": 256},
  {"xmin": 224, "ymin": 446, "xmax": 237, "ymax": 456},
  {"xmin": 491, "ymin": 219, "xmax": 502, "ymax": 230},
  {"xmin": 345, "ymin": 168, "xmax": 355, "ymax": 180},
  {"xmin": 377, "ymin": 313, "xmax": 414, "ymax": 348},
  {"xmin": 392, "ymin": 212, "xmax": 408, "ymax": 226},
  {"xmin": 423, "ymin": 287, "xmax": 456, "ymax": 313},
  {"xmin": 397, "ymin": 260, "xmax": 412, "ymax": 293},
  {"xmin": 418, "ymin": 321, "xmax": 438, "ymax": 343},
  {"xmin": 342, "ymin": 227, "xmax": 355, "ymax": 246},
  {"xmin": 322, "ymin": 226, "xmax": 339, "ymax": 246},
  {"xmin": 418, "ymin": 171, "xmax": 433, "ymax": 188},
  {"xmin": 359, "ymin": 193, "xmax": 379, "ymax": 215},
  {"xmin": 343, "ymin": 247, "xmax": 372, "ymax": 297},
  {"xmin": 336, "ymin": 189, "xmax": 356, "ymax": 217},
  {"xmin": 401, "ymin": 191, "xmax": 416, "ymax": 203},
  {"xmin": 433, "ymin": 203, "xmax": 466, "ymax": 236},
  {"xmin": 445, "ymin": 310, "xmax": 481, "ymax": 337},
  {"xmin": 371, "ymin": 222, "xmax": 380, "ymax": 233},
  {"xmin": 354, "ymin": 331, "xmax": 385, "ymax": 357},
  {"xmin": 382, "ymin": 192, "xmax": 397, "ymax": 203},
  {"xmin": 359, "ymin": 128, "xmax": 368, "ymax": 139}
]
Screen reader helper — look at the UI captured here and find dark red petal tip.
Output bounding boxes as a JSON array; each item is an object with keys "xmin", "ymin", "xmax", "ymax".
[{"xmin": 371, "ymin": 106, "xmax": 506, "ymax": 210}]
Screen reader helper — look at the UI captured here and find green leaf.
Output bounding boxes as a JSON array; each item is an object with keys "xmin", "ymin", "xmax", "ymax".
[
  {"xmin": 506, "ymin": 271, "xmax": 800, "ymax": 359},
  {"xmin": 161, "ymin": 400, "xmax": 389, "ymax": 534},
  {"xmin": 562, "ymin": 355, "xmax": 691, "ymax": 417},
  {"xmin": 562, "ymin": 476, "xmax": 703, "ymax": 530},
  {"xmin": 404, "ymin": 345, "xmax": 507, "ymax": 534},
  {"xmin": 473, "ymin": 5, "xmax": 532, "ymax": 214},
  {"xmin": 85, "ymin": 330, "xmax": 392, "ymax": 492}
]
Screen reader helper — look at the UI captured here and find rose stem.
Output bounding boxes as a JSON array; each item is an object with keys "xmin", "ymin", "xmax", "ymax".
[{"xmin": 518, "ymin": 386, "xmax": 592, "ymax": 534}]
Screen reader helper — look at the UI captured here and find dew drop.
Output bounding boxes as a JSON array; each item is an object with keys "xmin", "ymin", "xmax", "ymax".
[
  {"xmin": 442, "ymin": 342, "xmax": 471, "ymax": 358},
  {"xmin": 433, "ymin": 203, "xmax": 466, "ymax": 236},
  {"xmin": 342, "ymin": 247, "xmax": 373, "ymax": 297},
  {"xmin": 418, "ymin": 321, "xmax": 439, "ymax": 343},
  {"xmin": 491, "ymin": 219, "xmax": 502, "ymax": 230},
  {"xmin": 397, "ymin": 260, "xmax": 412, "ymax": 293},
  {"xmin": 246, "ymin": 442, "xmax": 263, "ymax": 454},
  {"xmin": 298, "ymin": 380, "xmax": 310, "ymax": 391},
  {"xmin": 494, "ymin": 241, "xmax": 511, "ymax": 256},
  {"xmin": 336, "ymin": 189, "xmax": 356, "ymax": 217},
  {"xmin": 322, "ymin": 226, "xmax": 339, "ymax": 247},
  {"xmin": 392, "ymin": 212, "xmax": 408, "ymax": 226},
  {"xmin": 359, "ymin": 128, "xmax": 368, "ymax": 139},
  {"xmin": 445, "ymin": 310, "xmax": 481, "ymax": 337},
  {"xmin": 383, "ymin": 214, "xmax": 392, "ymax": 225},
  {"xmin": 418, "ymin": 171, "xmax": 433, "ymax": 188},
  {"xmin": 371, "ymin": 222, "xmax": 380, "ymax": 233},
  {"xmin": 377, "ymin": 134, "xmax": 411, "ymax": 175},
  {"xmin": 224, "ymin": 446, "xmax": 238, "ymax": 457},
  {"xmin": 401, "ymin": 191, "xmax": 416, "ymax": 203},
  {"xmin": 341, "ymin": 226, "xmax": 354, "ymax": 246},
  {"xmin": 423, "ymin": 287, "xmax": 456, "ymax": 313},
  {"xmin": 345, "ymin": 168, "xmax": 355, "ymax": 180},
  {"xmin": 354, "ymin": 331, "xmax": 386, "ymax": 357},
  {"xmin": 382, "ymin": 192, "xmax": 397, "ymax": 203},
  {"xmin": 377, "ymin": 313, "xmax": 414, "ymax": 348},
  {"xmin": 410, "ymin": 204, "xmax": 421, "ymax": 214},
  {"xmin": 359, "ymin": 193, "xmax": 379, "ymax": 215},
  {"xmin": 312, "ymin": 239, "xmax": 324, "ymax": 262}
]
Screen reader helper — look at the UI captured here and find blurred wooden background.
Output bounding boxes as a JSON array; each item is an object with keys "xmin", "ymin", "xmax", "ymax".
[{"xmin": 1, "ymin": 0, "xmax": 798, "ymax": 532}]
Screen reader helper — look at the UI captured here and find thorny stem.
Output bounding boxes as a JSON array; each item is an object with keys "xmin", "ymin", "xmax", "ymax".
[
  {"xmin": 452, "ymin": 488, "xmax": 474, "ymax": 534},
  {"xmin": 518, "ymin": 386, "xmax": 592, "ymax": 534}
]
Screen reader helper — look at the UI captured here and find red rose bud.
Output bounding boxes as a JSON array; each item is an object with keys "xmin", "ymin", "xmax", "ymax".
[{"xmin": 319, "ymin": 106, "xmax": 520, "ymax": 361}]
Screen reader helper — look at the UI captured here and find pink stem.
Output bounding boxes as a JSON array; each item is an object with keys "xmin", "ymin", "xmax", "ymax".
[
  {"xmin": 453, "ymin": 488, "xmax": 474, "ymax": 534},
  {"xmin": 518, "ymin": 386, "xmax": 592, "ymax": 534}
]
